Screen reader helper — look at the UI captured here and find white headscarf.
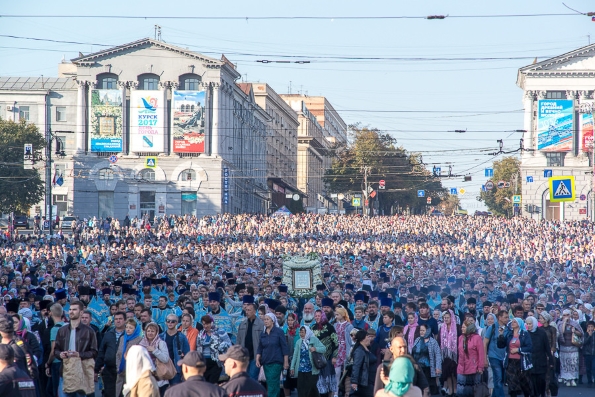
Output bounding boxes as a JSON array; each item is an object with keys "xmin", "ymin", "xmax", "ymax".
[
  {"xmin": 265, "ymin": 312, "xmax": 279, "ymax": 328},
  {"xmin": 300, "ymin": 325, "xmax": 314, "ymax": 349},
  {"xmin": 122, "ymin": 345, "xmax": 155, "ymax": 395}
]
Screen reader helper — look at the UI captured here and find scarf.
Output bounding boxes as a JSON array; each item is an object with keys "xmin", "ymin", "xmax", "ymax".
[
  {"xmin": 526, "ymin": 316, "xmax": 538, "ymax": 333},
  {"xmin": 122, "ymin": 346, "xmax": 155, "ymax": 397},
  {"xmin": 14, "ymin": 314, "xmax": 27, "ymax": 338},
  {"xmin": 287, "ymin": 314, "xmax": 299, "ymax": 339},
  {"xmin": 384, "ymin": 356, "xmax": 414, "ymax": 397},
  {"xmin": 300, "ymin": 326, "xmax": 314, "ymax": 350},
  {"xmin": 265, "ymin": 313, "xmax": 279, "ymax": 328},
  {"xmin": 139, "ymin": 323, "xmax": 162, "ymax": 350},
  {"xmin": 403, "ymin": 314, "xmax": 419, "ymax": 351},
  {"xmin": 118, "ymin": 324, "xmax": 142, "ymax": 373},
  {"xmin": 512, "ymin": 317, "xmax": 526, "ymax": 332},
  {"xmin": 314, "ymin": 311, "xmax": 329, "ymax": 330},
  {"xmin": 462, "ymin": 322, "xmax": 477, "ymax": 355},
  {"xmin": 440, "ymin": 310, "xmax": 457, "ymax": 361}
]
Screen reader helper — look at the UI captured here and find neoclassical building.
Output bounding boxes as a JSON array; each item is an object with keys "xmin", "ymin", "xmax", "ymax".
[{"xmin": 517, "ymin": 43, "xmax": 595, "ymax": 221}]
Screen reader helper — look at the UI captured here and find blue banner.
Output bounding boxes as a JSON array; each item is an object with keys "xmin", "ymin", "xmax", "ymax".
[{"xmin": 537, "ymin": 100, "xmax": 573, "ymax": 152}]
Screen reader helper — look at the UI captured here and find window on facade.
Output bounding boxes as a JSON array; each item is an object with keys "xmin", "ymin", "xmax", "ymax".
[
  {"xmin": 181, "ymin": 192, "xmax": 197, "ymax": 215},
  {"xmin": 139, "ymin": 74, "xmax": 160, "ymax": 90},
  {"xmin": 140, "ymin": 191, "xmax": 155, "ymax": 220},
  {"xmin": 545, "ymin": 152, "xmax": 566, "ymax": 167},
  {"xmin": 98, "ymin": 191, "xmax": 114, "ymax": 219},
  {"xmin": 178, "ymin": 169, "xmax": 196, "ymax": 181},
  {"xmin": 179, "ymin": 75, "xmax": 201, "ymax": 90},
  {"xmin": 98, "ymin": 74, "xmax": 118, "ymax": 90},
  {"xmin": 19, "ymin": 106, "xmax": 29, "ymax": 121},
  {"xmin": 138, "ymin": 169, "xmax": 156, "ymax": 181},
  {"xmin": 98, "ymin": 168, "xmax": 114, "ymax": 180},
  {"xmin": 56, "ymin": 106, "xmax": 66, "ymax": 122},
  {"xmin": 545, "ymin": 91, "xmax": 566, "ymax": 99},
  {"xmin": 52, "ymin": 194, "xmax": 68, "ymax": 217}
]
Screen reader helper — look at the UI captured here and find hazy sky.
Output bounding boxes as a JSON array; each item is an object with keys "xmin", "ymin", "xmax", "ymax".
[{"xmin": 1, "ymin": 1, "xmax": 594, "ymax": 210}]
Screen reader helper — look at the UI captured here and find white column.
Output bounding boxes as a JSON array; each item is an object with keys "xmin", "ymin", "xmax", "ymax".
[
  {"xmin": 211, "ymin": 83, "xmax": 220, "ymax": 156},
  {"xmin": 75, "ymin": 81, "xmax": 87, "ymax": 153},
  {"xmin": 159, "ymin": 83, "xmax": 168, "ymax": 154},
  {"xmin": 118, "ymin": 81, "xmax": 128, "ymax": 155}
]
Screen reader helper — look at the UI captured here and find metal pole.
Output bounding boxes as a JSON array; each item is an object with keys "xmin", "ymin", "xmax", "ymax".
[{"xmin": 45, "ymin": 130, "xmax": 52, "ymax": 236}]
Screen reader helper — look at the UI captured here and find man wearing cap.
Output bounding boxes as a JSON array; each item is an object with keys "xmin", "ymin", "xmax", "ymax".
[
  {"xmin": 277, "ymin": 285, "xmax": 296, "ymax": 312},
  {"xmin": 220, "ymin": 345, "xmax": 267, "ymax": 397},
  {"xmin": 236, "ymin": 301, "xmax": 264, "ymax": 381},
  {"xmin": 163, "ymin": 351, "xmax": 227, "ymax": 397},
  {"xmin": 0, "ymin": 344, "xmax": 35, "ymax": 397},
  {"xmin": 321, "ymin": 297, "xmax": 335, "ymax": 324}
]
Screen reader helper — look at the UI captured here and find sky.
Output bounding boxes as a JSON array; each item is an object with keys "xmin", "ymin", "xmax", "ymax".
[{"xmin": 1, "ymin": 0, "xmax": 594, "ymax": 211}]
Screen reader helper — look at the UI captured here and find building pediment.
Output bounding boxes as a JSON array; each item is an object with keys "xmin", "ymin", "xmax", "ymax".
[
  {"xmin": 71, "ymin": 38, "xmax": 222, "ymax": 68},
  {"xmin": 519, "ymin": 43, "xmax": 595, "ymax": 78}
]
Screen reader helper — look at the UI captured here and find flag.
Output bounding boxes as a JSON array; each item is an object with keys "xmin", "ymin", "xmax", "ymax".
[
  {"xmin": 52, "ymin": 170, "xmax": 57, "ymax": 186},
  {"xmin": 56, "ymin": 174, "xmax": 64, "ymax": 187}
]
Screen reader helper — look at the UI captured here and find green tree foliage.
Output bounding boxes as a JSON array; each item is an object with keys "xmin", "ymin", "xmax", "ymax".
[
  {"xmin": 0, "ymin": 119, "xmax": 45, "ymax": 214},
  {"xmin": 324, "ymin": 124, "xmax": 447, "ymax": 214},
  {"xmin": 479, "ymin": 156, "xmax": 521, "ymax": 216}
]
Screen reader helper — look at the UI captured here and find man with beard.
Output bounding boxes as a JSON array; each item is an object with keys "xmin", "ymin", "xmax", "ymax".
[
  {"xmin": 321, "ymin": 298, "xmax": 335, "ymax": 324},
  {"xmin": 365, "ymin": 300, "xmax": 381, "ymax": 330},
  {"xmin": 274, "ymin": 305, "xmax": 287, "ymax": 331},
  {"xmin": 77, "ymin": 286, "xmax": 91, "ymax": 307},
  {"xmin": 208, "ymin": 292, "xmax": 232, "ymax": 337},
  {"xmin": 300, "ymin": 302, "xmax": 316, "ymax": 327},
  {"xmin": 111, "ymin": 280, "xmax": 123, "ymax": 301}
]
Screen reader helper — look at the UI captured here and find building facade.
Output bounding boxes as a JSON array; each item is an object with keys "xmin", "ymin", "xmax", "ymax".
[
  {"xmin": 517, "ymin": 43, "xmax": 595, "ymax": 221},
  {"xmin": 0, "ymin": 38, "xmax": 269, "ymax": 219}
]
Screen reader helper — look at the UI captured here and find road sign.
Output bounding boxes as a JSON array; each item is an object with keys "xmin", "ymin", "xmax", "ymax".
[
  {"xmin": 417, "ymin": 190, "xmax": 425, "ymax": 197},
  {"xmin": 450, "ymin": 188, "xmax": 458, "ymax": 195},
  {"xmin": 504, "ymin": 182, "xmax": 511, "ymax": 188},
  {"xmin": 426, "ymin": 197, "xmax": 431, "ymax": 204},
  {"xmin": 379, "ymin": 180, "xmax": 385, "ymax": 190},
  {"xmin": 548, "ymin": 176, "xmax": 575, "ymax": 202},
  {"xmin": 485, "ymin": 181, "xmax": 494, "ymax": 190},
  {"xmin": 512, "ymin": 195, "xmax": 522, "ymax": 204},
  {"xmin": 43, "ymin": 220, "xmax": 50, "ymax": 229},
  {"xmin": 435, "ymin": 167, "xmax": 441, "ymax": 175},
  {"xmin": 459, "ymin": 188, "xmax": 466, "ymax": 195},
  {"xmin": 364, "ymin": 199, "xmax": 369, "ymax": 206},
  {"xmin": 484, "ymin": 168, "xmax": 494, "ymax": 177},
  {"xmin": 543, "ymin": 169, "xmax": 553, "ymax": 178},
  {"xmin": 370, "ymin": 190, "xmax": 377, "ymax": 198},
  {"xmin": 526, "ymin": 176, "xmax": 534, "ymax": 183},
  {"xmin": 352, "ymin": 197, "xmax": 361, "ymax": 207},
  {"xmin": 109, "ymin": 155, "xmax": 118, "ymax": 164},
  {"xmin": 513, "ymin": 203, "xmax": 520, "ymax": 207},
  {"xmin": 145, "ymin": 157, "xmax": 157, "ymax": 168},
  {"xmin": 580, "ymin": 208, "xmax": 587, "ymax": 215},
  {"xmin": 497, "ymin": 180, "xmax": 506, "ymax": 189},
  {"xmin": 580, "ymin": 194, "xmax": 586, "ymax": 201}
]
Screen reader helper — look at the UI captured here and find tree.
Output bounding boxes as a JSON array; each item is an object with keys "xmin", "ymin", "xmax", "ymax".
[
  {"xmin": 324, "ymin": 124, "xmax": 447, "ymax": 215},
  {"xmin": 0, "ymin": 119, "xmax": 45, "ymax": 214},
  {"xmin": 441, "ymin": 194, "xmax": 461, "ymax": 216},
  {"xmin": 479, "ymin": 156, "xmax": 521, "ymax": 216}
]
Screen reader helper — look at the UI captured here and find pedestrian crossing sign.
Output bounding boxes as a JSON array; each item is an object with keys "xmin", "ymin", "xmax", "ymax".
[
  {"xmin": 548, "ymin": 176, "xmax": 575, "ymax": 203},
  {"xmin": 145, "ymin": 157, "xmax": 157, "ymax": 168}
]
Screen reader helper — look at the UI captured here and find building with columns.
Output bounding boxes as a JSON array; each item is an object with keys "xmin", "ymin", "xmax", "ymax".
[
  {"xmin": 0, "ymin": 38, "xmax": 269, "ymax": 219},
  {"xmin": 517, "ymin": 43, "xmax": 595, "ymax": 221}
]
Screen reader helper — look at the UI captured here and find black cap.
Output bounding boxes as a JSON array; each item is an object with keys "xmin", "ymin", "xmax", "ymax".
[
  {"xmin": 177, "ymin": 351, "xmax": 206, "ymax": 368},
  {"xmin": 219, "ymin": 345, "xmax": 249, "ymax": 362}
]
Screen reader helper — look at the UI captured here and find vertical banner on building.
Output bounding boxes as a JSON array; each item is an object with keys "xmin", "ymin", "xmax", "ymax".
[
  {"xmin": 537, "ymin": 99, "xmax": 574, "ymax": 152},
  {"xmin": 223, "ymin": 168, "xmax": 229, "ymax": 205},
  {"xmin": 130, "ymin": 90, "xmax": 164, "ymax": 152},
  {"xmin": 172, "ymin": 90, "xmax": 206, "ymax": 153},
  {"xmin": 580, "ymin": 101, "xmax": 594, "ymax": 152},
  {"xmin": 89, "ymin": 89, "xmax": 123, "ymax": 152}
]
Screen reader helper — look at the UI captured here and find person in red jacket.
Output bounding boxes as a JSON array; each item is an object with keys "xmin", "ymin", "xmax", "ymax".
[{"xmin": 456, "ymin": 319, "xmax": 485, "ymax": 397}]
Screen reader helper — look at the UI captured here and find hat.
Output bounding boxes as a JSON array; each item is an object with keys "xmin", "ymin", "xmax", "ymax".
[
  {"xmin": 219, "ymin": 345, "xmax": 249, "ymax": 363},
  {"xmin": 265, "ymin": 299, "xmax": 281, "ymax": 311},
  {"xmin": 227, "ymin": 279, "xmax": 236, "ymax": 286},
  {"xmin": 370, "ymin": 290, "xmax": 379, "ymax": 298},
  {"xmin": 39, "ymin": 300, "xmax": 52, "ymax": 311},
  {"xmin": 235, "ymin": 283, "xmax": 246, "ymax": 294},
  {"xmin": 0, "ymin": 344, "xmax": 14, "ymax": 361},
  {"xmin": 323, "ymin": 273, "xmax": 330, "ymax": 278},
  {"xmin": 278, "ymin": 285, "xmax": 288, "ymax": 293},
  {"xmin": 34, "ymin": 288, "xmax": 46, "ymax": 297},
  {"xmin": 102, "ymin": 288, "xmax": 111, "ymax": 296},
  {"xmin": 208, "ymin": 292, "xmax": 220, "ymax": 302},
  {"xmin": 354, "ymin": 293, "xmax": 366, "ymax": 302},
  {"xmin": 316, "ymin": 284, "xmax": 326, "ymax": 291},
  {"xmin": 242, "ymin": 295, "xmax": 255, "ymax": 304},
  {"xmin": 483, "ymin": 301, "xmax": 492, "ymax": 307},
  {"xmin": 122, "ymin": 285, "xmax": 133, "ymax": 294},
  {"xmin": 275, "ymin": 305, "xmax": 287, "ymax": 315},
  {"xmin": 380, "ymin": 297, "xmax": 393, "ymax": 308},
  {"xmin": 166, "ymin": 281, "xmax": 174, "ymax": 287},
  {"xmin": 321, "ymin": 298, "xmax": 334, "ymax": 308},
  {"xmin": 78, "ymin": 286, "xmax": 90, "ymax": 295},
  {"xmin": 114, "ymin": 280, "xmax": 123, "ymax": 287},
  {"xmin": 362, "ymin": 285, "xmax": 372, "ymax": 292},
  {"xmin": 215, "ymin": 281, "xmax": 225, "ymax": 289},
  {"xmin": 177, "ymin": 351, "xmax": 206, "ymax": 368},
  {"xmin": 467, "ymin": 297, "xmax": 477, "ymax": 305},
  {"xmin": 378, "ymin": 292, "xmax": 388, "ymax": 300},
  {"xmin": 142, "ymin": 278, "xmax": 152, "ymax": 287}
]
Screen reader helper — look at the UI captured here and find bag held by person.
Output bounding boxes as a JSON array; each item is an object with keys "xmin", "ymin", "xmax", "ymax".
[
  {"xmin": 154, "ymin": 357, "xmax": 177, "ymax": 381},
  {"xmin": 311, "ymin": 351, "xmax": 327, "ymax": 370},
  {"xmin": 572, "ymin": 333, "xmax": 583, "ymax": 347}
]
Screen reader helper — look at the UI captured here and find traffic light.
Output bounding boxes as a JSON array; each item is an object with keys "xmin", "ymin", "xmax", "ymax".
[{"xmin": 464, "ymin": 176, "xmax": 472, "ymax": 182}]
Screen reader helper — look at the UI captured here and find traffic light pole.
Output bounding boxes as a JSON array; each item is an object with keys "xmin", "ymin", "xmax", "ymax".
[{"xmin": 45, "ymin": 128, "xmax": 52, "ymax": 236}]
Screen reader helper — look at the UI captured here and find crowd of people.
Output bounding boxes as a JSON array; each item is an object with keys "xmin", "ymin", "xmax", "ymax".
[{"xmin": 0, "ymin": 213, "xmax": 594, "ymax": 397}]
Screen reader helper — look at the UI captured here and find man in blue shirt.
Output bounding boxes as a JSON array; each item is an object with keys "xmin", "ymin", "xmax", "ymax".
[{"xmin": 483, "ymin": 310, "xmax": 508, "ymax": 397}]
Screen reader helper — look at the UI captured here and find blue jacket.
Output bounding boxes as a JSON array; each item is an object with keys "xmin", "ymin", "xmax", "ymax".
[
  {"xmin": 497, "ymin": 329, "xmax": 533, "ymax": 371},
  {"xmin": 159, "ymin": 331, "xmax": 190, "ymax": 374}
]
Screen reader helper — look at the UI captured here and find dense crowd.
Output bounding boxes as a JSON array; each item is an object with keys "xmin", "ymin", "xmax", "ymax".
[{"xmin": 0, "ymin": 213, "xmax": 594, "ymax": 397}]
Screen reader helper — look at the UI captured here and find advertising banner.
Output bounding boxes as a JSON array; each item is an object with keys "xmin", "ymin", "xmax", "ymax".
[
  {"xmin": 580, "ymin": 101, "xmax": 594, "ymax": 152},
  {"xmin": 130, "ymin": 90, "xmax": 164, "ymax": 152},
  {"xmin": 537, "ymin": 99, "xmax": 574, "ymax": 152},
  {"xmin": 89, "ymin": 89, "xmax": 123, "ymax": 152},
  {"xmin": 172, "ymin": 90, "xmax": 206, "ymax": 153}
]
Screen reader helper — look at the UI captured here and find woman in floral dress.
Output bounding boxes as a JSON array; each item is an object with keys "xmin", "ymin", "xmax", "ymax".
[
  {"xmin": 334, "ymin": 306, "xmax": 354, "ymax": 390},
  {"xmin": 311, "ymin": 309, "xmax": 339, "ymax": 397}
]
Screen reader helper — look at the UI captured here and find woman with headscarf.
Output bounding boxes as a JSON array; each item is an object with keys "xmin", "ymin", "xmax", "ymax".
[
  {"xmin": 376, "ymin": 356, "xmax": 422, "ymax": 397},
  {"xmin": 456, "ymin": 319, "xmax": 485, "ymax": 397},
  {"xmin": 311, "ymin": 309, "xmax": 339, "ymax": 397},
  {"xmin": 11, "ymin": 313, "xmax": 42, "ymax": 365},
  {"xmin": 526, "ymin": 316, "xmax": 551, "ymax": 397},
  {"xmin": 412, "ymin": 324, "xmax": 442, "ymax": 396},
  {"xmin": 403, "ymin": 313, "xmax": 419, "ymax": 355},
  {"xmin": 116, "ymin": 319, "xmax": 143, "ymax": 397},
  {"xmin": 537, "ymin": 311, "xmax": 558, "ymax": 397},
  {"xmin": 497, "ymin": 318, "xmax": 533, "ymax": 397},
  {"xmin": 178, "ymin": 313, "xmax": 199, "ymax": 351},
  {"xmin": 139, "ymin": 322, "xmax": 170, "ymax": 396},
  {"xmin": 290, "ymin": 325, "xmax": 327, "ymax": 397},
  {"xmin": 558, "ymin": 308, "xmax": 584, "ymax": 386},
  {"xmin": 122, "ymin": 345, "xmax": 159, "ymax": 397},
  {"xmin": 438, "ymin": 310, "xmax": 459, "ymax": 397},
  {"xmin": 196, "ymin": 314, "xmax": 232, "ymax": 384},
  {"xmin": 257, "ymin": 312, "xmax": 289, "ymax": 397}
]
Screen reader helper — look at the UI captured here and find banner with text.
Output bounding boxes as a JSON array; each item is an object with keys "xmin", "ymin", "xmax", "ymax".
[
  {"xmin": 90, "ymin": 89, "xmax": 123, "ymax": 152},
  {"xmin": 580, "ymin": 101, "xmax": 594, "ymax": 152},
  {"xmin": 172, "ymin": 90, "xmax": 206, "ymax": 153},
  {"xmin": 537, "ymin": 99, "xmax": 574, "ymax": 152},
  {"xmin": 130, "ymin": 90, "xmax": 164, "ymax": 152}
]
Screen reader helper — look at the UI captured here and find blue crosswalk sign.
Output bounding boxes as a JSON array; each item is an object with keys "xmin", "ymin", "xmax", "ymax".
[
  {"xmin": 450, "ymin": 188, "xmax": 458, "ymax": 195},
  {"xmin": 549, "ymin": 176, "xmax": 575, "ymax": 202},
  {"xmin": 417, "ymin": 190, "xmax": 425, "ymax": 197}
]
